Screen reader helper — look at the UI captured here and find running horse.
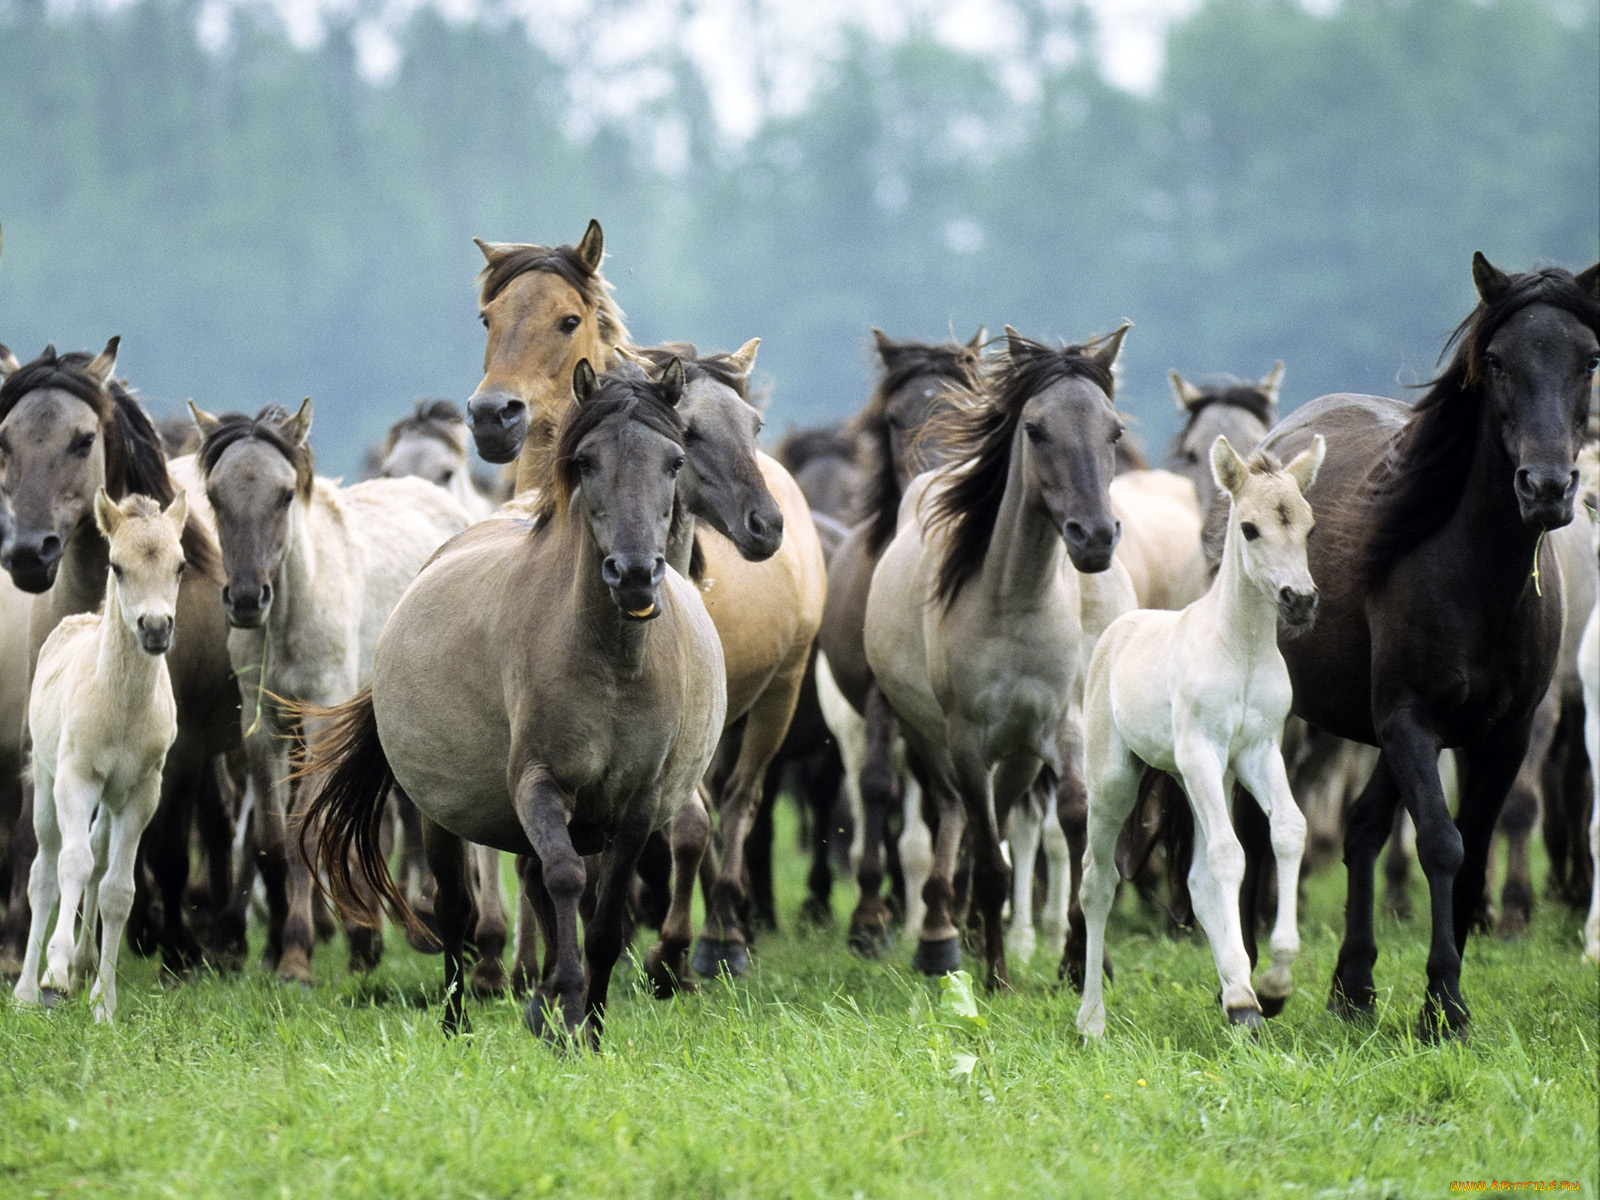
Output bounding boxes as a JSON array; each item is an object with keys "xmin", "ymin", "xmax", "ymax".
[{"xmin": 1249, "ymin": 254, "xmax": 1599, "ymax": 1039}]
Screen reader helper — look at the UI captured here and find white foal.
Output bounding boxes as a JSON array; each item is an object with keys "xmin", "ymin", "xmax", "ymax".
[
  {"xmin": 1077, "ymin": 434, "xmax": 1324, "ymax": 1036},
  {"xmin": 15, "ymin": 491, "xmax": 187, "ymax": 1022}
]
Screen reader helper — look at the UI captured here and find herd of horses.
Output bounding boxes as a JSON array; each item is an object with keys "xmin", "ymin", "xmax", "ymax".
[{"xmin": 0, "ymin": 220, "xmax": 1596, "ymax": 1049}]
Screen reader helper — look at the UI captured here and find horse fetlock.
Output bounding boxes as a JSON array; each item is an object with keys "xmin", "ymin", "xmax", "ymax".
[
  {"xmin": 690, "ymin": 935, "xmax": 750, "ymax": 980},
  {"xmin": 911, "ymin": 935, "xmax": 961, "ymax": 976}
]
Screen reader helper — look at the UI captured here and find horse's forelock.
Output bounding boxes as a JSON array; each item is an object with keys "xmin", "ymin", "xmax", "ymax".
[
  {"xmin": 477, "ymin": 244, "xmax": 628, "ymax": 347},
  {"xmin": 196, "ymin": 407, "xmax": 315, "ymax": 499}
]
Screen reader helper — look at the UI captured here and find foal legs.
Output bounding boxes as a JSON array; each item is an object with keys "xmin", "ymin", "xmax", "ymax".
[
  {"xmin": 41, "ymin": 763, "xmax": 98, "ymax": 1001},
  {"xmin": 1235, "ymin": 743, "xmax": 1307, "ymax": 1018},
  {"xmin": 1005, "ymin": 790, "xmax": 1043, "ymax": 962},
  {"xmin": 88, "ymin": 776, "xmax": 162, "ymax": 1023},
  {"xmin": 14, "ymin": 766, "xmax": 62, "ymax": 1006},
  {"xmin": 1077, "ymin": 746, "xmax": 1141, "ymax": 1039}
]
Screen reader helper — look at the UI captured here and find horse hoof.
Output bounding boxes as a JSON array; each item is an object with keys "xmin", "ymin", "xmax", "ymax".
[
  {"xmin": 1416, "ymin": 1001, "xmax": 1470, "ymax": 1045},
  {"xmin": 798, "ymin": 898, "xmax": 835, "ymax": 930},
  {"xmin": 1326, "ymin": 985, "xmax": 1376, "ymax": 1023},
  {"xmin": 847, "ymin": 925, "xmax": 893, "ymax": 960},
  {"xmin": 0, "ymin": 953, "xmax": 23, "ymax": 985},
  {"xmin": 1258, "ymin": 992, "xmax": 1288, "ymax": 1019},
  {"xmin": 691, "ymin": 937, "xmax": 749, "ymax": 979},
  {"xmin": 1494, "ymin": 910, "xmax": 1530, "ymax": 939},
  {"xmin": 911, "ymin": 936, "xmax": 961, "ymax": 976},
  {"xmin": 470, "ymin": 961, "xmax": 508, "ymax": 998},
  {"xmin": 643, "ymin": 942, "xmax": 696, "ymax": 998},
  {"xmin": 39, "ymin": 986, "xmax": 66, "ymax": 1009},
  {"xmin": 1226, "ymin": 1006, "xmax": 1264, "ymax": 1034}
]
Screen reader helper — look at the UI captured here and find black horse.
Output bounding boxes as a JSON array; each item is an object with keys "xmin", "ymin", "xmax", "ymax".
[{"xmin": 1251, "ymin": 253, "xmax": 1599, "ymax": 1039}]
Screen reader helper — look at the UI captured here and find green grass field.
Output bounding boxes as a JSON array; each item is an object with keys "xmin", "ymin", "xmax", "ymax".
[{"xmin": 3, "ymin": 805, "xmax": 1596, "ymax": 1200}]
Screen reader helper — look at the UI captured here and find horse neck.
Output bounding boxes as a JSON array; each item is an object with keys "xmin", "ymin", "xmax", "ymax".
[
  {"xmin": 560, "ymin": 499, "xmax": 650, "ymax": 670},
  {"xmin": 975, "ymin": 426, "xmax": 1066, "ymax": 611},
  {"xmin": 94, "ymin": 575, "xmax": 164, "ymax": 704},
  {"xmin": 1448, "ymin": 392, "xmax": 1546, "ymax": 602},
  {"xmin": 1208, "ymin": 510, "xmax": 1281, "ymax": 659},
  {"xmin": 665, "ymin": 510, "xmax": 696, "ymax": 578},
  {"xmin": 57, "ymin": 517, "xmax": 111, "ymax": 616},
  {"xmin": 268, "ymin": 496, "xmax": 321, "ymax": 642}
]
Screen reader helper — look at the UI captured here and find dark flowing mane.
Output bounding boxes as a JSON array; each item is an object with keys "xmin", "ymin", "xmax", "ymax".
[
  {"xmin": 1362, "ymin": 266, "xmax": 1600, "ymax": 581},
  {"xmin": 0, "ymin": 344, "xmax": 219, "ymax": 578},
  {"xmin": 926, "ymin": 333, "xmax": 1116, "ymax": 608},
  {"xmin": 196, "ymin": 406, "xmax": 316, "ymax": 500},
  {"xmin": 380, "ymin": 399, "xmax": 468, "ymax": 456},
  {"xmin": 852, "ymin": 337, "xmax": 984, "ymax": 555},
  {"xmin": 477, "ymin": 243, "xmax": 628, "ymax": 347},
  {"xmin": 1170, "ymin": 381, "xmax": 1276, "ymax": 458}
]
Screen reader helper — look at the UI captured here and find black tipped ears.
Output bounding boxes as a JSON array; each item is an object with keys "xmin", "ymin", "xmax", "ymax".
[
  {"xmin": 1471, "ymin": 251, "xmax": 1511, "ymax": 303},
  {"xmin": 573, "ymin": 359, "xmax": 598, "ymax": 404},
  {"xmin": 871, "ymin": 328, "xmax": 902, "ymax": 363},
  {"xmin": 657, "ymin": 357, "xmax": 686, "ymax": 407},
  {"xmin": 1004, "ymin": 325, "xmax": 1029, "ymax": 358},
  {"xmin": 1576, "ymin": 261, "xmax": 1600, "ymax": 299},
  {"xmin": 576, "ymin": 219, "xmax": 604, "ymax": 272},
  {"xmin": 967, "ymin": 325, "xmax": 987, "ymax": 350}
]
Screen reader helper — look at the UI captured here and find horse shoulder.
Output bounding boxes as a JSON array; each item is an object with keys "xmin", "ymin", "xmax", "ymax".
[{"xmin": 756, "ymin": 451, "xmax": 828, "ymax": 622}]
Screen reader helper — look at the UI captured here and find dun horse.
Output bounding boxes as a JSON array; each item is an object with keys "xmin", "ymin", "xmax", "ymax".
[
  {"xmin": 864, "ymin": 325, "xmax": 1129, "ymax": 988},
  {"xmin": 190, "ymin": 400, "xmax": 471, "ymax": 983},
  {"xmin": 302, "ymin": 359, "xmax": 725, "ymax": 1046},
  {"xmin": 1249, "ymin": 254, "xmax": 1599, "ymax": 1039},
  {"xmin": 1077, "ymin": 436, "xmax": 1323, "ymax": 1036},
  {"xmin": 14, "ymin": 491, "xmax": 187, "ymax": 1022}
]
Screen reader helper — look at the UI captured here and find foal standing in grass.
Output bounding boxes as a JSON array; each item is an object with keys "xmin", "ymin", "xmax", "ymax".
[
  {"xmin": 14, "ymin": 492, "xmax": 187, "ymax": 1021},
  {"xmin": 1077, "ymin": 435, "xmax": 1324, "ymax": 1037}
]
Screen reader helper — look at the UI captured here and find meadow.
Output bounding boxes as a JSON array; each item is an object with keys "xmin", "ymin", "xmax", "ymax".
[{"xmin": 3, "ymin": 805, "xmax": 1595, "ymax": 1200}]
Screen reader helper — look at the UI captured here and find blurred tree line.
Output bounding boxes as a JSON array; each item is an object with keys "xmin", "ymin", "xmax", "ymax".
[{"xmin": 0, "ymin": 0, "xmax": 1594, "ymax": 473}]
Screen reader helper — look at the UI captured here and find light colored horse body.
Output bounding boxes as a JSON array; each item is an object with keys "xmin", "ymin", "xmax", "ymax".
[
  {"xmin": 864, "ymin": 327, "xmax": 1130, "ymax": 987},
  {"xmin": 14, "ymin": 492, "xmax": 187, "ymax": 1021},
  {"xmin": 191, "ymin": 400, "xmax": 471, "ymax": 982},
  {"xmin": 1078, "ymin": 435, "xmax": 1324, "ymax": 1037},
  {"xmin": 379, "ymin": 400, "xmax": 497, "ymax": 523},
  {"xmin": 1109, "ymin": 468, "xmax": 1207, "ymax": 610}
]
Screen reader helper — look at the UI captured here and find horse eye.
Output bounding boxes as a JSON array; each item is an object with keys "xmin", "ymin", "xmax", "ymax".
[
  {"xmin": 1024, "ymin": 422, "xmax": 1045, "ymax": 443},
  {"xmin": 573, "ymin": 454, "xmax": 592, "ymax": 474},
  {"xmin": 559, "ymin": 315, "xmax": 581, "ymax": 335},
  {"xmin": 176, "ymin": 562, "xmax": 186, "ymax": 577},
  {"xmin": 1484, "ymin": 353, "xmax": 1505, "ymax": 374},
  {"xmin": 439, "ymin": 468, "xmax": 455, "ymax": 485},
  {"xmin": 479, "ymin": 313, "xmax": 489, "ymax": 329},
  {"xmin": 1241, "ymin": 522, "xmax": 1260, "ymax": 541},
  {"xmin": 110, "ymin": 563, "xmax": 124, "ymax": 578},
  {"xmin": 683, "ymin": 426, "xmax": 701, "ymax": 445},
  {"xmin": 279, "ymin": 491, "xmax": 294, "ymax": 509},
  {"xmin": 72, "ymin": 432, "xmax": 96, "ymax": 457},
  {"xmin": 1588, "ymin": 354, "xmax": 1600, "ymax": 374},
  {"xmin": 670, "ymin": 455, "xmax": 686, "ymax": 475}
]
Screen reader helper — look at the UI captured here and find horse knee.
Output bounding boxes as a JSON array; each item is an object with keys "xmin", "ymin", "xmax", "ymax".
[
  {"xmin": 99, "ymin": 878, "xmax": 136, "ymax": 925},
  {"xmin": 1270, "ymin": 807, "xmax": 1307, "ymax": 860},
  {"xmin": 1414, "ymin": 819, "xmax": 1464, "ymax": 878},
  {"xmin": 1497, "ymin": 784, "xmax": 1538, "ymax": 836},
  {"xmin": 541, "ymin": 855, "xmax": 585, "ymax": 906}
]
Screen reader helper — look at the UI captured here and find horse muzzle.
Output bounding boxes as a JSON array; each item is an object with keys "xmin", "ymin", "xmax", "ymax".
[
  {"xmin": 1062, "ymin": 518, "xmax": 1120, "ymax": 574},
  {"xmin": 136, "ymin": 614, "xmax": 174, "ymax": 655},
  {"xmin": 1276, "ymin": 585, "xmax": 1319, "ymax": 633},
  {"xmin": 466, "ymin": 390, "xmax": 529, "ymax": 465},
  {"xmin": 735, "ymin": 505, "xmax": 784, "ymax": 562},
  {"xmin": 603, "ymin": 554, "xmax": 667, "ymax": 620},
  {"xmin": 222, "ymin": 580, "xmax": 272, "ymax": 629},
  {"xmin": 1, "ymin": 532, "xmax": 63, "ymax": 594},
  {"xmin": 1514, "ymin": 466, "xmax": 1578, "ymax": 531}
]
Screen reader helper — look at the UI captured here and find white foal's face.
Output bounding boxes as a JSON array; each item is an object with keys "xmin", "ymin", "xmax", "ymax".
[
  {"xmin": 93, "ymin": 489, "xmax": 188, "ymax": 655},
  {"xmin": 1212, "ymin": 433, "xmax": 1324, "ymax": 630}
]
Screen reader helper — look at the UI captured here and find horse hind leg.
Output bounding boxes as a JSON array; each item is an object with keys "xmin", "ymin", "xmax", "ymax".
[
  {"xmin": 847, "ymin": 685, "xmax": 898, "ymax": 958},
  {"xmin": 468, "ymin": 845, "xmax": 510, "ymax": 996},
  {"xmin": 420, "ymin": 817, "xmax": 473, "ymax": 1035},
  {"xmin": 897, "ymin": 756, "xmax": 931, "ymax": 948},
  {"xmin": 1381, "ymin": 807, "xmax": 1415, "ymax": 921},
  {"xmin": 645, "ymin": 794, "xmax": 708, "ymax": 997}
]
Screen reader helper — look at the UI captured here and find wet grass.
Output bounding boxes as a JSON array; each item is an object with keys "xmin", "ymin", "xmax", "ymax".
[{"xmin": 2, "ymin": 806, "xmax": 1595, "ymax": 1200}]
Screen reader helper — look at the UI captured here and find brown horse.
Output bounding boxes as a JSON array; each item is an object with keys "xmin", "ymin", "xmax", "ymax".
[
  {"xmin": 1248, "ymin": 254, "xmax": 1599, "ymax": 1039},
  {"xmin": 302, "ymin": 359, "xmax": 726, "ymax": 1046},
  {"xmin": 815, "ymin": 328, "xmax": 985, "ymax": 954},
  {"xmin": 0, "ymin": 342, "xmax": 239, "ymax": 977}
]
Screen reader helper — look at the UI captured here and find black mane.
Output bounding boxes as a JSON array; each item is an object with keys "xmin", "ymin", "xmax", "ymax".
[
  {"xmin": 927, "ymin": 334, "xmax": 1116, "ymax": 607},
  {"xmin": 196, "ymin": 406, "xmax": 316, "ymax": 499},
  {"xmin": 1363, "ymin": 266, "xmax": 1600, "ymax": 580}
]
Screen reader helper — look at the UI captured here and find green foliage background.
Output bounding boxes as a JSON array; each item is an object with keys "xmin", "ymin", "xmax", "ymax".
[{"xmin": 0, "ymin": 0, "xmax": 1595, "ymax": 473}]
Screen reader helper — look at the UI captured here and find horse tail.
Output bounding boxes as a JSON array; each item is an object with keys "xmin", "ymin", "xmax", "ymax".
[{"xmin": 290, "ymin": 687, "xmax": 427, "ymax": 941}]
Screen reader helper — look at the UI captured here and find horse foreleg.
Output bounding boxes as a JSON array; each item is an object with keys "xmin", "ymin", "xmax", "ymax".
[
  {"xmin": 509, "ymin": 857, "xmax": 540, "ymax": 996},
  {"xmin": 91, "ymin": 775, "xmax": 162, "ymax": 1023},
  {"xmin": 582, "ymin": 815, "xmax": 652, "ymax": 1048},
  {"xmin": 849, "ymin": 685, "xmax": 898, "ymax": 957},
  {"xmin": 896, "ymin": 748, "xmax": 931, "ymax": 948},
  {"xmin": 42, "ymin": 761, "xmax": 97, "ymax": 999},
  {"xmin": 513, "ymin": 767, "xmax": 588, "ymax": 1046},
  {"xmin": 468, "ymin": 844, "xmax": 509, "ymax": 996},
  {"xmin": 645, "ymin": 794, "xmax": 708, "ymax": 997},
  {"xmin": 1055, "ymin": 713, "xmax": 1096, "ymax": 984},
  {"xmin": 1077, "ymin": 744, "xmax": 1142, "ymax": 1037},
  {"xmin": 1236, "ymin": 742, "xmax": 1306, "ymax": 1018},
  {"xmin": 0, "ymin": 775, "xmax": 37, "ymax": 981},
  {"xmin": 13, "ymin": 764, "xmax": 60, "ymax": 1005},
  {"xmin": 421, "ymin": 817, "xmax": 472, "ymax": 1035},
  {"xmin": 143, "ymin": 732, "xmax": 204, "ymax": 975},
  {"xmin": 1004, "ymin": 789, "xmax": 1042, "ymax": 963},
  {"xmin": 71, "ymin": 808, "xmax": 111, "ymax": 993},
  {"xmin": 909, "ymin": 746, "xmax": 966, "ymax": 977}
]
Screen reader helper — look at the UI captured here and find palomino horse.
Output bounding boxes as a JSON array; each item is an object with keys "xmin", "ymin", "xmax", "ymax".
[
  {"xmin": 864, "ymin": 325, "xmax": 1129, "ymax": 989},
  {"xmin": 15, "ymin": 491, "xmax": 187, "ymax": 1022},
  {"xmin": 190, "ymin": 400, "xmax": 471, "ymax": 983},
  {"xmin": 816, "ymin": 328, "xmax": 985, "ymax": 954},
  {"xmin": 0, "ymin": 342, "xmax": 238, "ymax": 979},
  {"xmin": 302, "ymin": 359, "xmax": 726, "ymax": 1046},
  {"xmin": 462, "ymin": 224, "xmax": 825, "ymax": 979},
  {"xmin": 378, "ymin": 399, "xmax": 498, "ymax": 522},
  {"xmin": 1249, "ymin": 254, "xmax": 1598, "ymax": 1039},
  {"xmin": 1078, "ymin": 436, "xmax": 1323, "ymax": 1037}
]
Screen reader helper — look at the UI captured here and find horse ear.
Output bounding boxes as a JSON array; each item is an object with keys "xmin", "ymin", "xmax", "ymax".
[
  {"xmin": 281, "ymin": 398, "xmax": 313, "ymax": 446},
  {"xmin": 1259, "ymin": 360, "xmax": 1285, "ymax": 406},
  {"xmin": 657, "ymin": 357, "xmax": 686, "ymax": 408},
  {"xmin": 1169, "ymin": 369, "xmax": 1203, "ymax": 412},
  {"xmin": 85, "ymin": 336, "xmax": 120, "ymax": 386},
  {"xmin": 871, "ymin": 329, "xmax": 901, "ymax": 364},
  {"xmin": 572, "ymin": 359, "xmax": 598, "ymax": 405},
  {"xmin": 1576, "ymin": 261, "xmax": 1600, "ymax": 299},
  {"xmin": 1004, "ymin": 325, "xmax": 1029, "ymax": 359},
  {"xmin": 966, "ymin": 325, "xmax": 987, "ymax": 350},
  {"xmin": 0, "ymin": 343, "xmax": 17, "ymax": 380},
  {"xmin": 1210, "ymin": 435, "xmax": 1248, "ymax": 497},
  {"xmin": 1090, "ymin": 323, "xmax": 1130, "ymax": 371},
  {"xmin": 725, "ymin": 338, "xmax": 760, "ymax": 379},
  {"xmin": 187, "ymin": 400, "xmax": 222, "ymax": 439},
  {"xmin": 93, "ymin": 487, "xmax": 123, "ymax": 538},
  {"xmin": 163, "ymin": 490, "xmax": 188, "ymax": 534},
  {"xmin": 473, "ymin": 237, "xmax": 513, "ymax": 266},
  {"xmin": 576, "ymin": 219, "xmax": 604, "ymax": 272},
  {"xmin": 1285, "ymin": 434, "xmax": 1326, "ymax": 495},
  {"xmin": 1472, "ymin": 251, "xmax": 1511, "ymax": 303}
]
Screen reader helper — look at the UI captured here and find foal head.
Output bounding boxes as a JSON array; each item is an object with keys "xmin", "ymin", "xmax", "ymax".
[
  {"xmin": 1212, "ymin": 434, "xmax": 1324, "ymax": 630},
  {"xmin": 467, "ymin": 220, "xmax": 627, "ymax": 465},
  {"xmin": 621, "ymin": 340, "xmax": 782, "ymax": 561},
  {"xmin": 190, "ymin": 400, "xmax": 315, "ymax": 629},
  {"xmin": 543, "ymin": 358, "xmax": 687, "ymax": 621},
  {"xmin": 0, "ymin": 340, "xmax": 175, "ymax": 593},
  {"xmin": 379, "ymin": 399, "xmax": 471, "ymax": 490},
  {"xmin": 94, "ymin": 490, "xmax": 188, "ymax": 655}
]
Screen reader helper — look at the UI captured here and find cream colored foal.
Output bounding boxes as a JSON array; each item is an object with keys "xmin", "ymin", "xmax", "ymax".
[
  {"xmin": 1077, "ymin": 434, "xmax": 1324, "ymax": 1037},
  {"xmin": 15, "ymin": 491, "xmax": 186, "ymax": 1022}
]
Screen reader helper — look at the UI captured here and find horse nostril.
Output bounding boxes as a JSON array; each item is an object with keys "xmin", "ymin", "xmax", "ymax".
[
  {"xmin": 259, "ymin": 581, "xmax": 273, "ymax": 608},
  {"xmin": 1514, "ymin": 468, "xmax": 1534, "ymax": 498},
  {"xmin": 1063, "ymin": 521, "xmax": 1086, "ymax": 544},
  {"xmin": 601, "ymin": 556, "xmax": 624, "ymax": 588},
  {"xmin": 650, "ymin": 556, "xmax": 666, "ymax": 586},
  {"xmin": 1279, "ymin": 586, "xmax": 1295, "ymax": 605},
  {"xmin": 38, "ymin": 534, "xmax": 61, "ymax": 562},
  {"xmin": 498, "ymin": 400, "xmax": 525, "ymax": 428}
]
